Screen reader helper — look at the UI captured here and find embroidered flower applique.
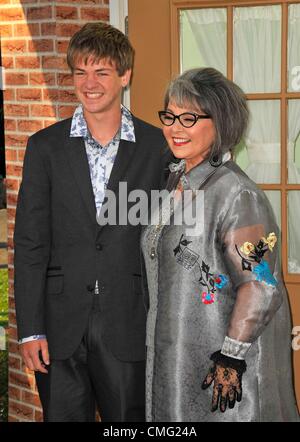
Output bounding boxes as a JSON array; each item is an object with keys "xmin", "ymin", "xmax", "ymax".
[
  {"xmin": 214, "ymin": 274, "xmax": 229, "ymax": 289},
  {"xmin": 173, "ymin": 234, "xmax": 199, "ymax": 270},
  {"xmin": 253, "ymin": 260, "xmax": 277, "ymax": 286},
  {"xmin": 262, "ymin": 232, "xmax": 277, "ymax": 251},
  {"xmin": 236, "ymin": 232, "xmax": 278, "ymax": 287},
  {"xmin": 174, "ymin": 235, "xmax": 228, "ymax": 304},
  {"xmin": 198, "ymin": 268, "xmax": 228, "ymax": 304},
  {"xmin": 202, "ymin": 292, "xmax": 215, "ymax": 304},
  {"xmin": 240, "ymin": 242, "xmax": 255, "ymax": 255}
]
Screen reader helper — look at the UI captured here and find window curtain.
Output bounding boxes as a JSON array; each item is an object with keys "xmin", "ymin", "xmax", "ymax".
[
  {"xmin": 233, "ymin": 6, "xmax": 281, "ymax": 93},
  {"xmin": 184, "ymin": 9, "xmax": 227, "ymax": 75},
  {"xmin": 288, "ymin": 4, "xmax": 300, "ymax": 177},
  {"xmin": 288, "ymin": 4, "xmax": 300, "ymax": 92},
  {"xmin": 233, "ymin": 6, "xmax": 282, "ymax": 184},
  {"xmin": 244, "ymin": 100, "xmax": 281, "ymax": 184},
  {"xmin": 287, "ymin": 100, "xmax": 300, "ymax": 273}
]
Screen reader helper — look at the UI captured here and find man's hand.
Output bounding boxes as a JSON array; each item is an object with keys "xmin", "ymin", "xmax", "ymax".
[{"xmin": 19, "ymin": 339, "xmax": 50, "ymax": 373}]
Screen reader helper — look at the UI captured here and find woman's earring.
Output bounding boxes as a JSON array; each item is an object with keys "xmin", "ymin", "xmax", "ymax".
[{"xmin": 209, "ymin": 153, "xmax": 222, "ymax": 167}]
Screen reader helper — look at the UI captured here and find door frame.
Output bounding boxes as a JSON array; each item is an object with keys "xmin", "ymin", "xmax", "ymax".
[{"xmin": 110, "ymin": 0, "xmax": 131, "ymax": 109}]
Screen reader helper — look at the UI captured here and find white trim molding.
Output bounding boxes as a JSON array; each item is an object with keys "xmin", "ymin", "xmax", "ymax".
[
  {"xmin": 109, "ymin": 0, "xmax": 128, "ymax": 33},
  {"xmin": 0, "ymin": 67, "xmax": 5, "ymax": 91},
  {"xmin": 109, "ymin": 0, "xmax": 130, "ymax": 109}
]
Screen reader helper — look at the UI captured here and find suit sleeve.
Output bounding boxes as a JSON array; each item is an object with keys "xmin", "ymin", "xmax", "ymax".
[
  {"xmin": 220, "ymin": 189, "xmax": 283, "ymax": 356},
  {"xmin": 14, "ymin": 135, "xmax": 51, "ymax": 340}
]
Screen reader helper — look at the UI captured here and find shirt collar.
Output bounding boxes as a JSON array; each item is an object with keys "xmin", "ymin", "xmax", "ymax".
[{"xmin": 70, "ymin": 104, "xmax": 136, "ymax": 143}]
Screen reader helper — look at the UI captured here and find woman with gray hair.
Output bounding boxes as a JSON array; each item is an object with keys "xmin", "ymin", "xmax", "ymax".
[{"xmin": 141, "ymin": 67, "xmax": 299, "ymax": 422}]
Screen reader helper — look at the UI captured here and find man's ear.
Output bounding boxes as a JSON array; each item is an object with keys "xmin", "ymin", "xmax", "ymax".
[{"xmin": 121, "ymin": 69, "xmax": 132, "ymax": 88}]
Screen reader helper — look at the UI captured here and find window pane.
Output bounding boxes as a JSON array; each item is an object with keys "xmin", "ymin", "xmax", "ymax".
[
  {"xmin": 233, "ymin": 6, "xmax": 281, "ymax": 93},
  {"xmin": 180, "ymin": 9, "xmax": 227, "ymax": 75},
  {"xmin": 288, "ymin": 4, "xmax": 300, "ymax": 92},
  {"xmin": 288, "ymin": 100, "xmax": 300, "ymax": 183},
  {"xmin": 264, "ymin": 191, "xmax": 281, "ymax": 229},
  {"xmin": 288, "ymin": 191, "xmax": 300, "ymax": 273},
  {"xmin": 264, "ymin": 191, "xmax": 281, "ymax": 266},
  {"xmin": 235, "ymin": 100, "xmax": 281, "ymax": 183}
]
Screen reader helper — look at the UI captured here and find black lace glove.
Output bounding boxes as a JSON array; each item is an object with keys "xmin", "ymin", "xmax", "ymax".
[{"xmin": 201, "ymin": 350, "xmax": 247, "ymax": 413}]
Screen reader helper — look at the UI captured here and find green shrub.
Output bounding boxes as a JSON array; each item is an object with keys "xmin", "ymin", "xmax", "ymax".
[
  {"xmin": 0, "ymin": 269, "xmax": 8, "ymax": 327},
  {"xmin": 0, "ymin": 350, "xmax": 7, "ymax": 422},
  {"xmin": 0, "ymin": 269, "xmax": 8, "ymax": 421}
]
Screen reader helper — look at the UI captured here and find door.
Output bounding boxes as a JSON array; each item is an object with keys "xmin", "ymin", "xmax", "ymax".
[{"xmin": 128, "ymin": 0, "xmax": 300, "ymax": 409}]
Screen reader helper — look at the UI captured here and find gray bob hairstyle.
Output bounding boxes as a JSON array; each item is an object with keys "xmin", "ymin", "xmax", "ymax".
[{"xmin": 164, "ymin": 67, "xmax": 249, "ymax": 158}]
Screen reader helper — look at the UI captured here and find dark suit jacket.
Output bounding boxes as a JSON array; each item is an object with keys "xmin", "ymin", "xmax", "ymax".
[{"xmin": 14, "ymin": 115, "xmax": 170, "ymax": 361}]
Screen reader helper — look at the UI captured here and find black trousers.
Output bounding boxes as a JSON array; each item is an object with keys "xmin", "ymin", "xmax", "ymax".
[{"xmin": 35, "ymin": 295, "xmax": 145, "ymax": 422}]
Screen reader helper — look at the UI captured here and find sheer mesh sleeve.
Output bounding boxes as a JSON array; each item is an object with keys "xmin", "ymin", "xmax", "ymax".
[{"xmin": 220, "ymin": 189, "xmax": 283, "ymax": 347}]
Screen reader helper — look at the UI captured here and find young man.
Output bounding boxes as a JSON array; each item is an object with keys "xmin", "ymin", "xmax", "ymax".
[{"xmin": 14, "ymin": 22, "xmax": 169, "ymax": 422}]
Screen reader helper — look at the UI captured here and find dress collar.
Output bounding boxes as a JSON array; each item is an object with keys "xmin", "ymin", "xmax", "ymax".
[{"xmin": 168, "ymin": 152, "xmax": 231, "ymax": 191}]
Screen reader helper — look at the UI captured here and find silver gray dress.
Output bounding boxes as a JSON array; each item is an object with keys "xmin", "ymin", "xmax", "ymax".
[{"xmin": 141, "ymin": 157, "xmax": 299, "ymax": 422}]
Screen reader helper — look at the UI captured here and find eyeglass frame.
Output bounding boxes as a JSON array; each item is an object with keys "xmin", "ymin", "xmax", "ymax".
[{"xmin": 158, "ymin": 110, "xmax": 211, "ymax": 128}]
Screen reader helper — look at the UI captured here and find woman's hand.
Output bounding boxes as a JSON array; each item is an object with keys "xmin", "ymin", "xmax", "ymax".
[
  {"xmin": 201, "ymin": 350, "xmax": 246, "ymax": 413},
  {"xmin": 202, "ymin": 363, "xmax": 243, "ymax": 412}
]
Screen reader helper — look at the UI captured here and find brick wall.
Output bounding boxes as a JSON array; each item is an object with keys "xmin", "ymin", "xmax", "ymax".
[{"xmin": 0, "ymin": 0, "xmax": 110, "ymax": 422}]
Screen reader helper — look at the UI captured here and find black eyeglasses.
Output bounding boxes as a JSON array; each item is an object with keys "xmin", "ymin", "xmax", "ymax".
[{"xmin": 158, "ymin": 110, "xmax": 211, "ymax": 128}]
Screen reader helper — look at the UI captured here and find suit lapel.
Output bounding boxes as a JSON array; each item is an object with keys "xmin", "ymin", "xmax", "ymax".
[
  {"xmin": 65, "ymin": 136, "xmax": 97, "ymax": 224},
  {"xmin": 106, "ymin": 138, "xmax": 138, "ymax": 193},
  {"xmin": 96, "ymin": 138, "xmax": 138, "ymax": 235}
]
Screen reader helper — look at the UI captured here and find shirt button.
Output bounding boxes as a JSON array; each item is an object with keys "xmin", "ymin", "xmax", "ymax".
[{"xmin": 96, "ymin": 243, "xmax": 103, "ymax": 251}]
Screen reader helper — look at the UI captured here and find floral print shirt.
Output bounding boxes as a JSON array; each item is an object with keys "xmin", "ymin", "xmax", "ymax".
[{"xmin": 70, "ymin": 104, "xmax": 136, "ymax": 215}]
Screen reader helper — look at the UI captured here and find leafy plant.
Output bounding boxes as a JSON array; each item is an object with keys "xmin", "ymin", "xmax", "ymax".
[{"xmin": 0, "ymin": 269, "xmax": 8, "ymax": 422}]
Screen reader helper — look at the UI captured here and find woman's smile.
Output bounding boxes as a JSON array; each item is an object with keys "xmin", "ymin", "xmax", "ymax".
[{"xmin": 172, "ymin": 137, "xmax": 191, "ymax": 147}]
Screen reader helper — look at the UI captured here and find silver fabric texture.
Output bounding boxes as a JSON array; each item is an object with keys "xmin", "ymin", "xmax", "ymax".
[
  {"xmin": 221, "ymin": 336, "xmax": 252, "ymax": 360},
  {"xmin": 141, "ymin": 158, "xmax": 299, "ymax": 422}
]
